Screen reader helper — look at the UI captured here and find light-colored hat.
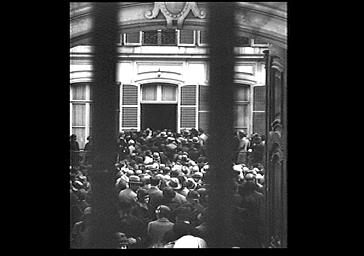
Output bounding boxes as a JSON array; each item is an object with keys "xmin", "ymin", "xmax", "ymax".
[
  {"xmin": 128, "ymin": 175, "xmax": 141, "ymax": 184},
  {"xmin": 167, "ymin": 177, "xmax": 181, "ymax": 190}
]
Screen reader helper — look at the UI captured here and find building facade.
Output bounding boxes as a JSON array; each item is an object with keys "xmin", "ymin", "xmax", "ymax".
[{"xmin": 70, "ymin": 2, "xmax": 287, "ymax": 149}]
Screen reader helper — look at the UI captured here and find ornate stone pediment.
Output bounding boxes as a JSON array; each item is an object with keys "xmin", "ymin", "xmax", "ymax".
[{"xmin": 145, "ymin": 2, "xmax": 206, "ymax": 29}]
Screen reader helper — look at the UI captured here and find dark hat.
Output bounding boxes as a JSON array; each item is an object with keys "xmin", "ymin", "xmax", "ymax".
[
  {"xmin": 163, "ymin": 187, "xmax": 176, "ymax": 199},
  {"xmin": 186, "ymin": 178, "xmax": 197, "ymax": 190},
  {"xmin": 187, "ymin": 190, "xmax": 200, "ymax": 200}
]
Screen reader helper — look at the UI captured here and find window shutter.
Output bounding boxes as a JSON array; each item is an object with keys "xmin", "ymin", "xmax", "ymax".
[
  {"xmin": 181, "ymin": 85, "xmax": 196, "ymax": 105},
  {"xmin": 199, "ymin": 85, "xmax": 208, "ymax": 111},
  {"xmin": 199, "ymin": 30, "xmax": 207, "ymax": 45},
  {"xmin": 198, "ymin": 111, "xmax": 209, "ymax": 132},
  {"xmin": 253, "ymin": 112, "xmax": 265, "ymax": 135},
  {"xmin": 122, "ymin": 107, "xmax": 138, "ymax": 127},
  {"xmin": 180, "ymin": 85, "xmax": 197, "ymax": 130},
  {"xmin": 121, "ymin": 84, "xmax": 139, "ymax": 130},
  {"xmin": 253, "ymin": 86, "xmax": 265, "ymax": 111},
  {"xmin": 122, "ymin": 85, "xmax": 138, "ymax": 105},
  {"xmin": 253, "ymin": 86, "xmax": 265, "ymax": 134}
]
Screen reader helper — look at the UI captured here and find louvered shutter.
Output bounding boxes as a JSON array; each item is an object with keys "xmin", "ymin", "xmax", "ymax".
[
  {"xmin": 253, "ymin": 86, "xmax": 265, "ymax": 134},
  {"xmin": 199, "ymin": 30, "xmax": 207, "ymax": 45},
  {"xmin": 180, "ymin": 85, "xmax": 197, "ymax": 130},
  {"xmin": 198, "ymin": 85, "xmax": 209, "ymax": 132},
  {"xmin": 121, "ymin": 84, "xmax": 139, "ymax": 130}
]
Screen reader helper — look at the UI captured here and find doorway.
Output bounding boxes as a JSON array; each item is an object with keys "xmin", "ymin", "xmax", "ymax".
[{"xmin": 141, "ymin": 104, "xmax": 177, "ymax": 132}]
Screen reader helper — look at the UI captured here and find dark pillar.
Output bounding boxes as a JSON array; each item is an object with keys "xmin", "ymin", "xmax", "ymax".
[
  {"xmin": 206, "ymin": 2, "xmax": 236, "ymax": 248},
  {"xmin": 86, "ymin": 2, "xmax": 119, "ymax": 248}
]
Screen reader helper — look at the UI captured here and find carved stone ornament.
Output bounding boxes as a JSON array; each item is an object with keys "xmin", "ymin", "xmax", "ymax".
[{"xmin": 145, "ymin": 2, "xmax": 206, "ymax": 28}]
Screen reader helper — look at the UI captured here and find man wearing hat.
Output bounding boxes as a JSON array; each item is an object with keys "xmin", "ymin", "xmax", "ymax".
[
  {"xmin": 167, "ymin": 178, "xmax": 187, "ymax": 205},
  {"xmin": 147, "ymin": 176, "xmax": 164, "ymax": 219},
  {"xmin": 118, "ymin": 175, "xmax": 142, "ymax": 204},
  {"xmin": 147, "ymin": 205, "xmax": 174, "ymax": 248}
]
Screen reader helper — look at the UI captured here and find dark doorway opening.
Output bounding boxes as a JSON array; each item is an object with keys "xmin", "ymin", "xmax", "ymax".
[{"xmin": 141, "ymin": 104, "xmax": 177, "ymax": 132}]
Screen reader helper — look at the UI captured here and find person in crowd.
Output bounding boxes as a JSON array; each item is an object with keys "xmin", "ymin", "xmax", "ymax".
[
  {"xmin": 132, "ymin": 188, "xmax": 152, "ymax": 225},
  {"xmin": 70, "ymin": 128, "xmax": 269, "ymax": 248},
  {"xmin": 70, "ymin": 207, "xmax": 92, "ymax": 248},
  {"xmin": 147, "ymin": 205, "xmax": 174, "ymax": 248},
  {"xmin": 147, "ymin": 176, "xmax": 164, "ymax": 219},
  {"xmin": 118, "ymin": 175, "xmax": 142, "ymax": 204},
  {"xmin": 117, "ymin": 202, "xmax": 148, "ymax": 248},
  {"xmin": 237, "ymin": 131, "xmax": 250, "ymax": 165},
  {"xmin": 70, "ymin": 134, "xmax": 80, "ymax": 167},
  {"xmin": 162, "ymin": 207, "xmax": 206, "ymax": 247},
  {"xmin": 238, "ymin": 181, "xmax": 265, "ymax": 248}
]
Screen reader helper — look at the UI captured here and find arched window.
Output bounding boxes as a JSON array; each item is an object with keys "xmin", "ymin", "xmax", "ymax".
[{"xmin": 70, "ymin": 83, "xmax": 92, "ymax": 149}]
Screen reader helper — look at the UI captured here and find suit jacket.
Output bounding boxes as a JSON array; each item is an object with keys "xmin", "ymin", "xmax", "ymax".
[
  {"xmin": 147, "ymin": 217, "xmax": 174, "ymax": 246},
  {"xmin": 148, "ymin": 186, "xmax": 164, "ymax": 218}
]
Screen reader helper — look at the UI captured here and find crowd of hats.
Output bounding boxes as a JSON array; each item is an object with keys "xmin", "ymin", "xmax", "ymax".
[
  {"xmin": 70, "ymin": 128, "xmax": 266, "ymax": 206},
  {"xmin": 70, "ymin": 128, "xmax": 266, "ymax": 248}
]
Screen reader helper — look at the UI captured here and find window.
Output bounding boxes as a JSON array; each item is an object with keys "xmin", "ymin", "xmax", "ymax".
[
  {"xmin": 178, "ymin": 29, "xmax": 195, "ymax": 46},
  {"xmin": 161, "ymin": 29, "xmax": 177, "ymax": 45},
  {"xmin": 162, "ymin": 84, "xmax": 177, "ymax": 101},
  {"xmin": 252, "ymin": 86, "xmax": 266, "ymax": 134},
  {"xmin": 142, "ymin": 84, "xmax": 157, "ymax": 101},
  {"xmin": 198, "ymin": 30, "xmax": 207, "ymax": 46},
  {"xmin": 70, "ymin": 83, "xmax": 92, "ymax": 149},
  {"xmin": 123, "ymin": 31, "xmax": 142, "ymax": 46},
  {"xmin": 142, "ymin": 30, "xmax": 177, "ymax": 46},
  {"xmin": 141, "ymin": 83, "xmax": 177, "ymax": 102},
  {"xmin": 234, "ymin": 36, "xmax": 251, "ymax": 47},
  {"xmin": 234, "ymin": 84, "xmax": 250, "ymax": 133},
  {"xmin": 143, "ymin": 30, "xmax": 158, "ymax": 45}
]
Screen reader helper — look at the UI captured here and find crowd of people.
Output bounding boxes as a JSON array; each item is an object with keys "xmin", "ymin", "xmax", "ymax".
[{"xmin": 70, "ymin": 128, "xmax": 266, "ymax": 248}]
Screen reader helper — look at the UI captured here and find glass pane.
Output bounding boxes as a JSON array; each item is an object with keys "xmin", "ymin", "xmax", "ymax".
[
  {"xmin": 235, "ymin": 104, "xmax": 248, "ymax": 127},
  {"xmin": 126, "ymin": 32, "xmax": 140, "ymax": 44},
  {"xmin": 161, "ymin": 29, "xmax": 176, "ymax": 45},
  {"xmin": 72, "ymin": 83, "xmax": 86, "ymax": 100},
  {"xmin": 235, "ymin": 85, "xmax": 250, "ymax": 101},
  {"xmin": 143, "ymin": 30, "xmax": 158, "ymax": 45},
  {"xmin": 72, "ymin": 104, "xmax": 85, "ymax": 126},
  {"xmin": 180, "ymin": 30, "xmax": 194, "ymax": 44},
  {"xmin": 162, "ymin": 85, "xmax": 176, "ymax": 101},
  {"xmin": 235, "ymin": 36, "xmax": 250, "ymax": 47},
  {"xmin": 200, "ymin": 30, "xmax": 207, "ymax": 44},
  {"xmin": 72, "ymin": 128, "xmax": 85, "ymax": 150},
  {"xmin": 142, "ymin": 84, "xmax": 157, "ymax": 101}
]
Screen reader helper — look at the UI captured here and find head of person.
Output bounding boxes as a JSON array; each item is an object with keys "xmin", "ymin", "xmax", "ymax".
[
  {"xmin": 162, "ymin": 187, "xmax": 176, "ymax": 201},
  {"xmin": 128, "ymin": 175, "xmax": 142, "ymax": 191},
  {"xmin": 137, "ymin": 188, "xmax": 150, "ymax": 204},
  {"xmin": 70, "ymin": 134, "xmax": 77, "ymax": 141},
  {"xmin": 244, "ymin": 173, "xmax": 256, "ymax": 184},
  {"xmin": 150, "ymin": 176, "xmax": 161, "ymax": 187},
  {"xmin": 155, "ymin": 205, "xmax": 171, "ymax": 219},
  {"xmin": 186, "ymin": 190, "xmax": 200, "ymax": 204},
  {"xmin": 167, "ymin": 177, "xmax": 182, "ymax": 191}
]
